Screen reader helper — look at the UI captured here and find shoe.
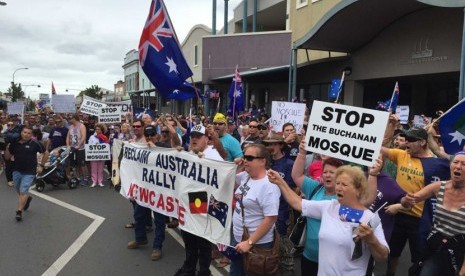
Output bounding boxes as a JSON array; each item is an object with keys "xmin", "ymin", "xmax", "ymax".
[
  {"xmin": 80, "ymin": 179, "xmax": 88, "ymax": 186},
  {"xmin": 90, "ymin": 183, "xmax": 97, "ymax": 188},
  {"xmin": 174, "ymin": 268, "xmax": 195, "ymax": 276},
  {"xmin": 98, "ymin": 183, "xmax": 104, "ymax": 187},
  {"xmin": 15, "ymin": 210, "xmax": 22, "ymax": 221},
  {"xmin": 151, "ymin": 249, "xmax": 162, "ymax": 261},
  {"xmin": 24, "ymin": 196, "xmax": 32, "ymax": 211},
  {"xmin": 127, "ymin": 240, "xmax": 148, "ymax": 249},
  {"xmin": 7, "ymin": 181, "xmax": 13, "ymax": 187},
  {"xmin": 167, "ymin": 219, "xmax": 179, "ymax": 229}
]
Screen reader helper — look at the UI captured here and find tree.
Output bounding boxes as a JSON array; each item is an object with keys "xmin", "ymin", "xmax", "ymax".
[
  {"xmin": 78, "ymin": 85, "xmax": 102, "ymax": 99},
  {"xmin": 26, "ymin": 97, "xmax": 35, "ymax": 111},
  {"xmin": 8, "ymin": 82, "xmax": 24, "ymax": 102}
]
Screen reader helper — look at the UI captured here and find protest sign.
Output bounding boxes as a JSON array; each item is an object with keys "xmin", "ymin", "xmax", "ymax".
[
  {"xmin": 119, "ymin": 144, "xmax": 236, "ymax": 245},
  {"xmin": 52, "ymin": 95, "xmax": 76, "ymax": 113},
  {"xmin": 271, "ymin": 101, "xmax": 306, "ymax": 133},
  {"xmin": 7, "ymin": 101, "xmax": 25, "ymax": 115},
  {"xmin": 305, "ymin": 101, "xmax": 389, "ymax": 166},
  {"xmin": 413, "ymin": 115, "xmax": 431, "ymax": 128},
  {"xmin": 396, "ymin": 105, "xmax": 409, "ymax": 125},
  {"xmin": 80, "ymin": 95, "xmax": 132, "ymax": 116},
  {"xmin": 85, "ymin": 144, "xmax": 111, "ymax": 161},
  {"xmin": 98, "ymin": 106, "xmax": 122, "ymax": 124}
]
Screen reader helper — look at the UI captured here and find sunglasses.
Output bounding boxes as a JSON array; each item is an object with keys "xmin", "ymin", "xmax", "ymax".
[
  {"xmin": 243, "ymin": 155, "xmax": 264, "ymax": 162},
  {"xmin": 7, "ymin": 124, "xmax": 13, "ymax": 126},
  {"xmin": 161, "ymin": 130, "xmax": 169, "ymax": 134},
  {"xmin": 145, "ymin": 134, "xmax": 156, "ymax": 138},
  {"xmin": 213, "ymin": 122, "xmax": 225, "ymax": 126},
  {"xmin": 249, "ymin": 125, "xmax": 258, "ymax": 128},
  {"xmin": 258, "ymin": 126, "xmax": 267, "ymax": 130},
  {"xmin": 406, "ymin": 136, "xmax": 420, "ymax": 142},
  {"xmin": 132, "ymin": 125, "xmax": 142, "ymax": 128}
]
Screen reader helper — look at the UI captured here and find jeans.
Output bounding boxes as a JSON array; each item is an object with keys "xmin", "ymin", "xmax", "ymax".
[
  {"xmin": 229, "ymin": 238, "xmax": 274, "ymax": 276},
  {"xmin": 133, "ymin": 204, "xmax": 166, "ymax": 249},
  {"xmin": 419, "ymin": 252, "xmax": 441, "ymax": 276},
  {"xmin": 180, "ymin": 230, "xmax": 212, "ymax": 276}
]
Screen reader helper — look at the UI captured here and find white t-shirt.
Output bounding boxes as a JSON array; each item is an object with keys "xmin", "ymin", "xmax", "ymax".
[
  {"xmin": 302, "ymin": 199, "xmax": 389, "ymax": 276},
  {"xmin": 232, "ymin": 171, "xmax": 281, "ymax": 244},
  {"xmin": 203, "ymin": 145, "xmax": 223, "ymax": 161}
]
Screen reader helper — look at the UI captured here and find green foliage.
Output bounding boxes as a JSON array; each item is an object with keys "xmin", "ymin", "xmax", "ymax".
[
  {"xmin": 78, "ymin": 85, "xmax": 102, "ymax": 99},
  {"xmin": 8, "ymin": 82, "xmax": 24, "ymax": 102}
]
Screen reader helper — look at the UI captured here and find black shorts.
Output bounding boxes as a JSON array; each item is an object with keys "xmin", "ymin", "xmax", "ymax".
[
  {"xmin": 389, "ymin": 213, "xmax": 421, "ymax": 262},
  {"xmin": 70, "ymin": 149, "xmax": 85, "ymax": 167}
]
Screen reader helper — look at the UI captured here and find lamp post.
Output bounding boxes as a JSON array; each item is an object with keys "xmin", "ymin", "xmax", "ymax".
[{"xmin": 12, "ymin": 67, "xmax": 28, "ymax": 85}]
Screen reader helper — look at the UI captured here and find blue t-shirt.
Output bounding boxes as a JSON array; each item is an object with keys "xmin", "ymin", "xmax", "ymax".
[
  {"xmin": 271, "ymin": 156, "xmax": 295, "ymax": 235},
  {"xmin": 219, "ymin": 133, "xmax": 243, "ymax": 162},
  {"xmin": 49, "ymin": 127, "xmax": 69, "ymax": 150},
  {"xmin": 301, "ymin": 177, "xmax": 336, "ymax": 262}
]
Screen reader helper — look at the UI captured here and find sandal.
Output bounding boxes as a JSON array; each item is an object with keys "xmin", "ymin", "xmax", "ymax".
[{"xmin": 124, "ymin": 223, "xmax": 135, "ymax": 229}]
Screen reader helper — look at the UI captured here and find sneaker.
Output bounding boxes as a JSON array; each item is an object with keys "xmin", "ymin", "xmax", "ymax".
[
  {"xmin": 167, "ymin": 219, "xmax": 179, "ymax": 229},
  {"xmin": 127, "ymin": 240, "xmax": 148, "ymax": 249},
  {"xmin": 7, "ymin": 181, "xmax": 13, "ymax": 187},
  {"xmin": 98, "ymin": 183, "xmax": 104, "ymax": 187},
  {"xmin": 90, "ymin": 183, "xmax": 97, "ymax": 188},
  {"xmin": 150, "ymin": 249, "xmax": 162, "ymax": 261},
  {"xmin": 24, "ymin": 196, "xmax": 32, "ymax": 211},
  {"xmin": 15, "ymin": 210, "xmax": 22, "ymax": 221},
  {"xmin": 80, "ymin": 179, "xmax": 88, "ymax": 186}
]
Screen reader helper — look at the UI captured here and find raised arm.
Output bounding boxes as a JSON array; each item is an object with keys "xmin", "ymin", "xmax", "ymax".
[
  {"xmin": 291, "ymin": 139, "xmax": 307, "ymax": 189},
  {"xmin": 401, "ymin": 181, "xmax": 441, "ymax": 208},
  {"xmin": 361, "ymin": 156, "xmax": 382, "ymax": 207}
]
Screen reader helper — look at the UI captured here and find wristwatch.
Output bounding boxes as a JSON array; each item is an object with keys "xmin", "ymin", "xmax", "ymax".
[{"xmin": 248, "ymin": 239, "xmax": 254, "ymax": 246}]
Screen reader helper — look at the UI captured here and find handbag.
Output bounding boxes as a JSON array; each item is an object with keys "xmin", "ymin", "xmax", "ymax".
[
  {"xmin": 288, "ymin": 185, "xmax": 323, "ymax": 248},
  {"xmin": 240, "ymin": 178, "xmax": 280, "ymax": 276}
]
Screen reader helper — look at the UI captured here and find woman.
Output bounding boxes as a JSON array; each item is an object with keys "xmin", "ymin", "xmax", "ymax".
[
  {"xmin": 88, "ymin": 124, "xmax": 108, "ymax": 187},
  {"xmin": 231, "ymin": 143, "xmax": 281, "ymax": 276},
  {"xmin": 401, "ymin": 152, "xmax": 465, "ymax": 276},
  {"xmin": 118, "ymin": 123, "xmax": 133, "ymax": 141},
  {"xmin": 270, "ymin": 165, "xmax": 389, "ymax": 275}
]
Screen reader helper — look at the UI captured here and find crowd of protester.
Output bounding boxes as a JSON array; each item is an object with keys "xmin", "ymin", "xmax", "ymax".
[{"xmin": 1, "ymin": 107, "xmax": 465, "ymax": 276}]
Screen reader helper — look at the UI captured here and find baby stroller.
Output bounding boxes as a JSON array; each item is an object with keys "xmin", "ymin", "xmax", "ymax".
[{"xmin": 35, "ymin": 146, "xmax": 78, "ymax": 192}]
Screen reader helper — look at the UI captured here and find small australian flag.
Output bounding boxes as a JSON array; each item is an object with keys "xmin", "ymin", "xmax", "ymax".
[{"xmin": 207, "ymin": 195, "xmax": 228, "ymax": 227}]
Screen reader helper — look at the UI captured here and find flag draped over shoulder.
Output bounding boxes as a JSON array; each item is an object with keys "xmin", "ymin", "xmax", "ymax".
[
  {"xmin": 439, "ymin": 98, "xmax": 465, "ymax": 154},
  {"xmin": 227, "ymin": 67, "xmax": 244, "ymax": 118},
  {"xmin": 138, "ymin": 0, "xmax": 196, "ymax": 100},
  {"xmin": 376, "ymin": 82, "xmax": 400, "ymax": 113}
]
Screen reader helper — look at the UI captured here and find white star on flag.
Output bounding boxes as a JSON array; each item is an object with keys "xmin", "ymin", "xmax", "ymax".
[
  {"xmin": 165, "ymin": 56, "xmax": 178, "ymax": 74},
  {"xmin": 172, "ymin": 89, "xmax": 180, "ymax": 94},
  {"xmin": 449, "ymin": 131, "xmax": 465, "ymax": 146}
]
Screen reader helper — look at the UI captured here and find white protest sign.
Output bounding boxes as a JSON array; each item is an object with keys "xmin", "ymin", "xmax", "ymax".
[
  {"xmin": 39, "ymin": 93, "xmax": 49, "ymax": 100},
  {"xmin": 119, "ymin": 144, "xmax": 236, "ymax": 246},
  {"xmin": 98, "ymin": 106, "xmax": 122, "ymax": 124},
  {"xmin": 271, "ymin": 101, "xmax": 306, "ymax": 133},
  {"xmin": 305, "ymin": 101, "xmax": 389, "ymax": 166},
  {"xmin": 107, "ymin": 100, "xmax": 132, "ymax": 114},
  {"xmin": 7, "ymin": 101, "xmax": 25, "ymax": 115},
  {"xmin": 396, "ymin": 105, "xmax": 409, "ymax": 125},
  {"xmin": 52, "ymin": 95, "xmax": 76, "ymax": 113},
  {"xmin": 80, "ymin": 96, "xmax": 105, "ymax": 116},
  {"xmin": 85, "ymin": 144, "xmax": 111, "ymax": 161},
  {"xmin": 413, "ymin": 115, "xmax": 432, "ymax": 128}
]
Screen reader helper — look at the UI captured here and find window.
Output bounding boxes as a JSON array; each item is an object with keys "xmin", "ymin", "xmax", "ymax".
[
  {"xmin": 296, "ymin": 0, "xmax": 308, "ymax": 9},
  {"xmin": 194, "ymin": 45, "xmax": 198, "ymax": 66}
]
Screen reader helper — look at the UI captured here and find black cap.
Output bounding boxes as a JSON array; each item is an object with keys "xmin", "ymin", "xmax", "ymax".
[
  {"xmin": 227, "ymin": 119, "xmax": 235, "ymax": 125},
  {"xmin": 406, "ymin": 128, "xmax": 427, "ymax": 141},
  {"xmin": 144, "ymin": 125, "xmax": 157, "ymax": 136}
]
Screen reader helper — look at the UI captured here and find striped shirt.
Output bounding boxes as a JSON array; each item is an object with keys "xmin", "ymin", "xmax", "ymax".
[{"xmin": 431, "ymin": 181, "xmax": 465, "ymax": 237}]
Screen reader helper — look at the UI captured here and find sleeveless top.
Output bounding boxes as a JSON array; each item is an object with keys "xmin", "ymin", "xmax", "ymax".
[
  {"xmin": 431, "ymin": 181, "xmax": 465, "ymax": 237},
  {"xmin": 69, "ymin": 123, "xmax": 84, "ymax": 150}
]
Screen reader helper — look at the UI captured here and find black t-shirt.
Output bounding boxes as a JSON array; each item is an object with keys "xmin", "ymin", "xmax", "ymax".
[{"xmin": 10, "ymin": 139, "xmax": 45, "ymax": 174}]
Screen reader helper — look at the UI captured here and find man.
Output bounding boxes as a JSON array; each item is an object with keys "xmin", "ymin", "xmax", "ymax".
[
  {"xmin": 42, "ymin": 118, "xmax": 55, "ymax": 134},
  {"xmin": 66, "ymin": 114, "xmax": 87, "ymax": 185},
  {"xmin": 381, "ymin": 122, "xmax": 449, "ymax": 276},
  {"xmin": 175, "ymin": 124, "xmax": 223, "ymax": 276},
  {"xmin": 47, "ymin": 116, "xmax": 68, "ymax": 151},
  {"xmin": 3, "ymin": 118, "xmax": 21, "ymax": 187},
  {"xmin": 282, "ymin": 122, "xmax": 300, "ymax": 161},
  {"xmin": 263, "ymin": 133, "xmax": 295, "ymax": 272},
  {"xmin": 383, "ymin": 132, "xmax": 407, "ymax": 180},
  {"xmin": 213, "ymin": 113, "xmax": 243, "ymax": 162},
  {"xmin": 32, "ymin": 116, "xmax": 44, "ymax": 131},
  {"xmin": 5, "ymin": 126, "xmax": 48, "ymax": 221},
  {"xmin": 241, "ymin": 118, "xmax": 262, "ymax": 150},
  {"xmin": 227, "ymin": 119, "xmax": 241, "ymax": 142},
  {"xmin": 258, "ymin": 122, "xmax": 269, "ymax": 139},
  {"xmin": 142, "ymin": 113, "xmax": 153, "ymax": 127}
]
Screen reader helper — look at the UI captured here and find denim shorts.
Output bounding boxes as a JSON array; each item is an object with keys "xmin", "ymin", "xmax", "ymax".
[{"xmin": 12, "ymin": 171, "xmax": 35, "ymax": 193}]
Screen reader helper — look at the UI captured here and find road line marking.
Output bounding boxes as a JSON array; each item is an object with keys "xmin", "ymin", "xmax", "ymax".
[
  {"xmin": 166, "ymin": 228, "xmax": 229, "ymax": 275},
  {"xmin": 29, "ymin": 189, "xmax": 105, "ymax": 276}
]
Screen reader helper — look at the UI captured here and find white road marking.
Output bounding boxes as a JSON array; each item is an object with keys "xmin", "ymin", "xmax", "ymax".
[
  {"xmin": 166, "ymin": 228, "xmax": 230, "ymax": 275},
  {"xmin": 29, "ymin": 189, "xmax": 105, "ymax": 276}
]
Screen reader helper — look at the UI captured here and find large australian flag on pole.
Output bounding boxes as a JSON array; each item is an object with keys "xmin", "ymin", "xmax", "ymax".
[
  {"xmin": 227, "ymin": 66, "xmax": 244, "ymax": 118},
  {"xmin": 138, "ymin": 0, "xmax": 196, "ymax": 100},
  {"xmin": 439, "ymin": 98, "xmax": 465, "ymax": 154}
]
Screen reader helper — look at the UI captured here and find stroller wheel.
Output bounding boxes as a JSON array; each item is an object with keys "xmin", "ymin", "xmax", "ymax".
[
  {"xmin": 36, "ymin": 180, "xmax": 45, "ymax": 192},
  {"xmin": 68, "ymin": 178, "xmax": 78, "ymax": 189}
]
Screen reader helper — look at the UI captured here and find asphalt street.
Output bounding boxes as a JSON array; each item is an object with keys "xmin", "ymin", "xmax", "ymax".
[{"xmin": 0, "ymin": 171, "xmax": 412, "ymax": 276}]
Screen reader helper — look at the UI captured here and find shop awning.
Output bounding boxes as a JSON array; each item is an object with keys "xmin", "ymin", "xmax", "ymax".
[{"xmin": 295, "ymin": 0, "xmax": 465, "ymax": 52}]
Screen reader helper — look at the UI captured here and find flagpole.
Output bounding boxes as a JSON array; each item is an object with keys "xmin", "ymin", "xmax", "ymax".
[
  {"xmin": 190, "ymin": 76, "xmax": 205, "ymax": 117},
  {"xmin": 335, "ymin": 71, "xmax": 345, "ymax": 103},
  {"xmin": 232, "ymin": 65, "xmax": 238, "ymax": 120},
  {"xmin": 388, "ymin": 82, "xmax": 398, "ymax": 111}
]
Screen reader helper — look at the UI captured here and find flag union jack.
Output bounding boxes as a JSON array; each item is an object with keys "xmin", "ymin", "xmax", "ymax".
[{"xmin": 139, "ymin": 0, "xmax": 173, "ymax": 66}]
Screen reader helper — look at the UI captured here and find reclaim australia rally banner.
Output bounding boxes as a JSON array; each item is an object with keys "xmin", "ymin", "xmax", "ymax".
[{"xmin": 119, "ymin": 143, "xmax": 236, "ymax": 245}]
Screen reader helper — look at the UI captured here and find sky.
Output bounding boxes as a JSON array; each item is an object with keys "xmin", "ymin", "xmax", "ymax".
[{"xmin": 0, "ymin": 0, "xmax": 241, "ymax": 99}]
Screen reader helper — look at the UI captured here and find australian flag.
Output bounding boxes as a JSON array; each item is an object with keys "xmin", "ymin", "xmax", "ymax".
[
  {"xmin": 227, "ymin": 67, "xmax": 244, "ymax": 118},
  {"xmin": 439, "ymin": 98, "xmax": 465, "ymax": 154},
  {"xmin": 139, "ymin": 0, "xmax": 196, "ymax": 100},
  {"xmin": 328, "ymin": 71, "xmax": 345, "ymax": 101},
  {"xmin": 207, "ymin": 195, "xmax": 228, "ymax": 227},
  {"xmin": 133, "ymin": 107, "xmax": 155, "ymax": 120},
  {"xmin": 376, "ymin": 82, "xmax": 400, "ymax": 113}
]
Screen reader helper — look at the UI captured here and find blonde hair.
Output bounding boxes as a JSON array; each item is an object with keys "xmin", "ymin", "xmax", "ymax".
[{"xmin": 335, "ymin": 165, "xmax": 368, "ymax": 199}]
